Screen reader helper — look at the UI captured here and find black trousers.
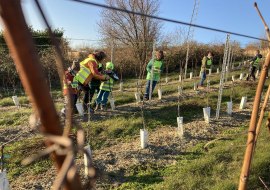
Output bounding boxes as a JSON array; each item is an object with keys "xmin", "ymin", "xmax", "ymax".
[
  {"xmin": 89, "ymin": 85, "xmax": 100, "ymax": 103},
  {"xmin": 247, "ymin": 66, "xmax": 256, "ymax": 81},
  {"xmin": 78, "ymin": 83, "xmax": 90, "ymax": 112}
]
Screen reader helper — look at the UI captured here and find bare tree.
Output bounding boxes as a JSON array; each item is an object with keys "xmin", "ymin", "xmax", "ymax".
[{"xmin": 99, "ymin": 0, "xmax": 162, "ymax": 79}]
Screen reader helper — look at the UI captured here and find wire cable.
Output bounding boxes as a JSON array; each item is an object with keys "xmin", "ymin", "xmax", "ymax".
[{"xmin": 67, "ymin": 0, "xmax": 269, "ymax": 42}]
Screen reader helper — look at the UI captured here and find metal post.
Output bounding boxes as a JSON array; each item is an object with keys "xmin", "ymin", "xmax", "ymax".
[
  {"xmin": 225, "ymin": 41, "xmax": 232, "ymax": 83},
  {"xmin": 216, "ymin": 34, "xmax": 230, "ymax": 119},
  {"xmin": 149, "ymin": 41, "xmax": 155, "ymax": 101}
]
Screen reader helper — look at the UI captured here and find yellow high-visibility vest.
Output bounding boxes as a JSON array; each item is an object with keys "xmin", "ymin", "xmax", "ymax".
[
  {"xmin": 100, "ymin": 78, "xmax": 114, "ymax": 92},
  {"xmin": 75, "ymin": 57, "xmax": 97, "ymax": 84}
]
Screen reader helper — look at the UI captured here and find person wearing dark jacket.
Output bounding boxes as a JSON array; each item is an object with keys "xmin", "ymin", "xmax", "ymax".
[
  {"xmin": 89, "ymin": 63, "xmax": 103, "ymax": 105},
  {"xmin": 246, "ymin": 50, "xmax": 263, "ymax": 81},
  {"xmin": 61, "ymin": 61, "xmax": 80, "ymax": 116}
]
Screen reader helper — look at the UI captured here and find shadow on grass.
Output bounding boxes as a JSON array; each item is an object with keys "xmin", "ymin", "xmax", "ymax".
[
  {"xmin": 146, "ymin": 103, "xmax": 205, "ymax": 127},
  {"xmin": 105, "ymin": 150, "xmax": 204, "ymax": 187}
]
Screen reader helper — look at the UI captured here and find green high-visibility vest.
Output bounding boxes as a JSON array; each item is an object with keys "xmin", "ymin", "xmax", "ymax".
[
  {"xmin": 253, "ymin": 57, "xmax": 261, "ymax": 68},
  {"xmin": 75, "ymin": 57, "xmax": 96, "ymax": 84},
  {"xmin": 146, "ymin": 60, "xmax": 163, "ymax": 81},
  {"xmin": 100, "ymin": 78, "xmax": 114, "ymax": 92},
  {"xmin": 206, "ymin": 59, "xmax": 212, "ymax": 69}
]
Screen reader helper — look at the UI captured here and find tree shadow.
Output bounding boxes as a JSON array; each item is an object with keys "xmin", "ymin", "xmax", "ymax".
[{"xmin": 97, "ymin": 149, "xmax": 204, "ymax": 187}]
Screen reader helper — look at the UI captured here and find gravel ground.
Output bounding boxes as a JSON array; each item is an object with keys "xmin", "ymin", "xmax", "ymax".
[{"xmin": 3, "ymin": 79, "xmax": 255, "ymax": 190}]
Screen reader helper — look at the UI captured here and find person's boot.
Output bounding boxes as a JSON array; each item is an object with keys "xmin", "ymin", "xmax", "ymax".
[{"xmin": 143, "ymin": 96, "xmax": 149, "ymax": 101}]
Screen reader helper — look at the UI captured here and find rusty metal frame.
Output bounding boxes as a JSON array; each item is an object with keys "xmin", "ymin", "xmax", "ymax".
[{"xmin": 0, "ymin": 0, "xmax": 82, "ymax": 189}]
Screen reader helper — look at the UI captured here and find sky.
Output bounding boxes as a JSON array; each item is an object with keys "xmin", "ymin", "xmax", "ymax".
[{"xmin": 1, "ymin": 0, "xmax": 270, "ymax": 48}]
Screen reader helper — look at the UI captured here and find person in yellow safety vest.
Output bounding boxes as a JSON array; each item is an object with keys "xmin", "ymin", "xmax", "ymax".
[
  {"xmin": 73, "ymin": 51, "xmax": 110, "ymax": 115},
  {"xmin": 246, "ymin": 50, "xmax": 263, "ymax": 81},
  {"xmin": 61, "ymin": 60, "xmax": 80, "ymax": 116},
  {"xmin": 199, "ymin": 52, "xmax": 213, "ymax": 87},
  {"xmin": 144, "ymin": 50, "xmax": 164, "ymax": 100},
  {"xmin": 95, "ymin": 62, "xmax": 118, "ymax": 111}
]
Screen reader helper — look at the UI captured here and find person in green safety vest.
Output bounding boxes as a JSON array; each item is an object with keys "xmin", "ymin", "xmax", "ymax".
[
  {"xmin": 199, "ymin": 52, "xmax": 213, "ymax": 87},
  {"xmin": 246, "ymin": 50, "xmax": 263, "ymax": 81},
  {"xmin": 74, "ymin": 51, "xmax": 110, "ymax": 115},
  {"xmin": 144, "ymin": 50, "xmax": 164, "ymax": 100},
  {"xmin": 95, "ymin": 62, "xmax": 118, "ymax": 110},
  {"xmin": 89, "ymin": 63, "xmax": 103, "ymax": 107}
]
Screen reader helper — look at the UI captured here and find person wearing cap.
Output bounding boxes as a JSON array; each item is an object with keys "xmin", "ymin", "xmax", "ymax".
[
  {"xmin": 95, "ymin": 62, "xmax": 117, "ymax": 110},
  {"xmin": 62, "ymin": 60, "xmax": 80, "ymax": 116},
  {"xmin": 89, "ymin": 63, "xmax": 103, "ymax": 107},
  {"xmin": 144, "ymin": 50, "xmax": 164, "ymax": 100},
  {"xmin": 73, "ymin": 51, "xmax": 110, "ymax": 115}
]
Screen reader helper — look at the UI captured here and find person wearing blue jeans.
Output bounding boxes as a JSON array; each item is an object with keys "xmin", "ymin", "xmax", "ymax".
[
  {"xmin": 144, "ymin": 50, "xmax": 164, "ymax": 100},
  {"xmin": 95, "ymin": 90, "xmax": 110, "ymax": 109},
  {"xmin": 199, "ymin": 52, "xmax": 213, "ymax": 87},
  {"xmin": 95, "ymin": 62, "xmax": 117, "ymax": 110},
  {"xmin": 199, "ymin": 70, "xmax": 207, "ymax": 86},
  {"xmin": 144, "ymin": 80, "xmax": 158, "ymax": 100}
]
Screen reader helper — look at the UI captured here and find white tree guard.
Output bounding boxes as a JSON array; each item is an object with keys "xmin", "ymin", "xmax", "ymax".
[
  {"xmin": 75, "ymin": 103, "xmax": 84, "ymax": 116},
  {"xmin": 239, "ymin": 96, "xmax": 247, "ymax": 110},
  {"xmin": 158, "ymin": 89, "xmax": 162, "ymax": 100},
  {"xmin": 135, "ymin": 92, "xmax": 141, "ymax": 103},
  {"xmin": 0, "ymin": 171, "xmax": 10, "ymax": 190},
  {"xmin": 12, "ymin": 96, "xmax": 20, "ymax": 107},
  {"xmin": 84, "ymin": 145, "xmax": 92, "ymax": 176},
  {"xmin": 109, "ymin": 98, "xmax": 115, "ymax": 110},
  {"xmin": 203, "ymin": 107, "xmax": 211, "ymax": 123},
  {"xmin": 177, "ymin": 116, "xmax": 184, "ymax": 137},
  {"xmin": 227, "ymin": 101, "xmax": 233, "ymax": 115},
  {"xmin": 140, "ymin": 129, "xmax": 148, "ymax": 149}
]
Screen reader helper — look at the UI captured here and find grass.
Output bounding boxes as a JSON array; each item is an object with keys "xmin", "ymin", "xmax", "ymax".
[
  {"xmin": 0, "ymin": 96, "xmax": 29, "ymax": 107},
  {"xmin": 115, "ymin": 124, "xmax": 270, "ymax": 190},
  {"xmin": 3, "ymin": 136, "xmax": 47, "ymax": 179},
  {"xmin": 2, "ymin": 67, "xmax": 270, "ymax": 189},
  {"xmin": 0, "ymin": 107, "xmax": 32, "ymax": 127}
]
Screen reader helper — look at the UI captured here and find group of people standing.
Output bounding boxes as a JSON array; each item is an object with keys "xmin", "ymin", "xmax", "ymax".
[
  {"xmin": 62, "ymin": 51, "xmax": 118, "ymax": 120},
  {"xmin": 62, "ymin": 48, "xmax": 263, "ymax": 120},
  {"xmin": 62, "ymin": 49, "xmax": 165, "ymax": 120},
  {"xmin": 198, "ymin": 49, "xmax": 264, "ymax": 88}
]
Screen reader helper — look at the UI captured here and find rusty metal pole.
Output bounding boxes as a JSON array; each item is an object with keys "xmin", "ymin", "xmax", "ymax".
[
  {"xmin": 238, "ymin": 51, "xmax": 270, "ymax": 190},
  {"xmin": 0, "ymin": 0, "xmax": 82, "ymax": 189}
]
